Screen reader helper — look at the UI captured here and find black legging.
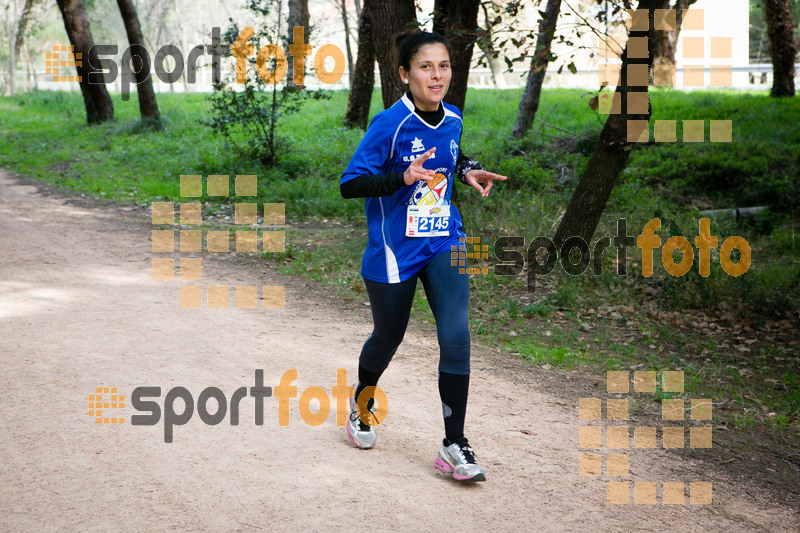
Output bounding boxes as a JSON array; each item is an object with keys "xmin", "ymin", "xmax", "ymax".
[{"xmin": 359, "ymin": 250, "xmax": 470, "ymax": 375}]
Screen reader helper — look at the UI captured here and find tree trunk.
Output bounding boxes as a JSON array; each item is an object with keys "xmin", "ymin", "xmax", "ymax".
[
  {"xmin": 764, "ymin": 0, "xmax": 797, "ymax": 97},
  {"xmin": 287, "ymin": 0, "xmax": 310, "ymax": 88},
  {"xmin": 431, "ymin": 0, "xmax": 480, "ymax": 111},
  {"xmin": 340, "ymin": 0, "xmax": 355, "ymax": 86},
  {"xmin": 55, "ymin": 0, "xmax": 115, "ymax": 124},
  {"xmin": 476, "ymin": 3, "xmax": 507, "ymax": 89},
  {"xmin": 510, "ymin": 0, "xmax": 562, "ymax": 140},
  {"xmin": 6, "ymin": 0, "xmax": 37, "ymax": 96},
  {"xmin": 369, "ymin": 0, "xmax": 417, "ymax": 109},
  {"xmin": 651, "ymin": 0, "xmax": 691, "ymax": 67},
  {"xmin": 116, "ymin": 0, "xmax": 160, "ymax": 119},
  {"xmin": 7, "ymin": 0, "xmax": 17, "ymax": 96},
  {"xmin": 344, "ymin": 0, "xmax": 374, "ymax": 129},
  {"xmin": 553, "ymin": 0, "xmax": 663, "ymax": 247}
]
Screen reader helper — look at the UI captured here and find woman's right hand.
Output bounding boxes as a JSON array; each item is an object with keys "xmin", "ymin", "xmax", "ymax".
[{"xmin": 403, "ymin": 147, "xmax": 436, "ymax": 186}]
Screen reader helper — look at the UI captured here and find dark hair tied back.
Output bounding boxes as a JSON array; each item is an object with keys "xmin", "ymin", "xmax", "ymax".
[{"xmin": 395, "ymin": 30, "xmax": 452, "ymax": 71}]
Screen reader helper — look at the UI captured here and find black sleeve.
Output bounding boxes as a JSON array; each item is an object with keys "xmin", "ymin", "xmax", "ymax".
[
  {"xmin": 455, "ymin": 148, "xmax": 483, "ymax": 185},
  {"xmin": 340, "ymin": 171, "xmax": 407, "ymax": 199}
]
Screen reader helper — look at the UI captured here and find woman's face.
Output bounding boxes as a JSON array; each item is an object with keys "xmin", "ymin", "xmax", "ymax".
[{"xmin": 399, "ymin": 43, "xmax": 451, "ymax": 112}]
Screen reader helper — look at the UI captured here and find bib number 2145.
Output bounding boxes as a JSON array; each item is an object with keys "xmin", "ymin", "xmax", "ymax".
[{"xmin": 405, "ymin": 205, "xmax": 450, "ymax": 237}]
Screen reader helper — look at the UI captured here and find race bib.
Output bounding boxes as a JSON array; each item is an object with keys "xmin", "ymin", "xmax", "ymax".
[{"xmin": 405, "ymin": 205, "xmax": 450, "ymax": 237}]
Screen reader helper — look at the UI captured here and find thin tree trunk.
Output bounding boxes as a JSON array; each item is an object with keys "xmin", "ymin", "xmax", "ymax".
[
  {"xmin": 55, "ymin": 0, "xmax": 115, "ymax": 124},
  {"xmin": 7, "ymin": 0, "xmax": 16, "ymax": 96},
  {"xmin": 431, "ymin": 0, "xmax": 480, "ymax": 111},
  {"xmin": 344, "ymin": 0, "xmax": 374, "ymax": 129},
  {"xmin": 116, "ymin": 0, "xmax": 160, "ymax": 119},
  {"xmin": 764, "ymin": 0, "xmax": 797, "ymax": 97},
  {"xmin": 370, "ymin": 0, "xmax": 417, "ymax": 109},
  {"xmin": 553, "ymin": 0, "xmax": 663, "ymax": 247},
  {"xmin": 511, "ymin": 0, "xmax": 562, "ymax": 140},
  {"xmin": 340, "ymin": 0, "xmax": 355, "ymax": 86},
  {"xmin": 9, "ymin": 0, "xmax": 38, "ymax": 96},
  {"xmin": 476, "ymin": 3, "xmax": 507, "ymax": 89},
  {"xmin": 287, "ymin": 0, "xmax": 310, "ymax": 88},
  {"xmin": 651, "ymin": 0, "xmax": 690, "ymax": 67},
  {"xmin": 353, "ymin": 0, "xmax": 361, "ymax": 20}
]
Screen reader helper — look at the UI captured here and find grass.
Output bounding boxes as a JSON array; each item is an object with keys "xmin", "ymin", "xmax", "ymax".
[{"xmin": 1, "ymin": 86, "xmax": 798, "ymax": 434}]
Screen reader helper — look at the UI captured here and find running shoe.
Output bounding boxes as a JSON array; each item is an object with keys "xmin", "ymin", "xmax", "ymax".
[
  {"xmin": 346, "ymin": 383, "xmax": 377, "ymax": 449},
  {"xmin": 434, "ymin": 437, "xmax": 486, "ymax": 482}
]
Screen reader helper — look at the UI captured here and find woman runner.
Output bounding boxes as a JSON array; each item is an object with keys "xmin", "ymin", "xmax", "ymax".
[{"xmin": 339, "ymin": 31, "xmax": 507, "ymax": 482}]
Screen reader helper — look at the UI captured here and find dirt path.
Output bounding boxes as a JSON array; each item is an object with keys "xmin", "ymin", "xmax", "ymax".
[{"xmin": 0, "ymin": 171, "xmax": 797, "ymax": 532}]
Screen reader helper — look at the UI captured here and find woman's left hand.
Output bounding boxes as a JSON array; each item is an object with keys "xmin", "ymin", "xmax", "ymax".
[{"xmin": 464, "ymin": 169, "xmax": 508, "ymax": 198}]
